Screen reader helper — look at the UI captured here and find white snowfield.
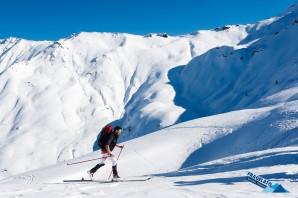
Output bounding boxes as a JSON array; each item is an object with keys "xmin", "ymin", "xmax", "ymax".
[
  {"xmin": 0, "ymin": 2, "xmax": 298, "ymax": 198},
  {"xmin": 1, "ymin": 103, "xmax": 298, "ymax": 197}
]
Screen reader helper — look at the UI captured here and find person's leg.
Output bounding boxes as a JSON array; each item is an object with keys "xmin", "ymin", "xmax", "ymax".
[
  {"xmin": 89, "ymin": 163, "xmax": 105, "ymax": 174},
  {"xmin": 89, "ymin": 154, "xmax": 108, "ymax": 175},
  {"xmin": 109, "ymin": 156, "xmax": 119, "ymax": 178},
  {"xmin": 110, "ymin": 155, "xmax": 117, "ymax": 167}
]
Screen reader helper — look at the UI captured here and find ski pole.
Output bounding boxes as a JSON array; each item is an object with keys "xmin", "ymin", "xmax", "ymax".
[
  {"xmin": 108, "ymin": 146, "xmax": 124, "ymax": 180},
  {"xmin": 67, "ymin": 156, "xmax": 108, "ymax": 165}
]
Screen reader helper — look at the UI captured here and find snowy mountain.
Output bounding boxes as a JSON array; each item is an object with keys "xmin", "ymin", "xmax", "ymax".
[
  {"xmin": 0, "ymin": 22, "xmax": 248, "ymax": 174},
  {"xmin": 0, "ymin": 3, "xmax": 298, "ymax": 197},
  {"xmin": 179, "ymin": 4, "xmax": 298, "ymax": 115}
]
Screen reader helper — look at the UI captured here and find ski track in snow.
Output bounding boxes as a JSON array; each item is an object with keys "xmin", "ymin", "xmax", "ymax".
[{"xmin": 1, "ymin": 104, "xmax": 298, "ymax": 197}]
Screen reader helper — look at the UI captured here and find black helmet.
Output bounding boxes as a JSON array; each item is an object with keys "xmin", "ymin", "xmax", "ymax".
[{"xmin": 114, "ymin": 126, "xmax": 122, "ymax": 131}]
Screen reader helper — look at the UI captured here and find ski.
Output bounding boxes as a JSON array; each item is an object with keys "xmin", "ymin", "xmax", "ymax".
[
  {"xmin": 112, "ymin": 177, "xmax": 151, "ymax": 182},
  {"xmin": 63, "ymin": 179, "xmax": 94, "ymax": 183},
  {"xmin": 63, "ymin": 176, "xmax": 151, "ymax": 183}
]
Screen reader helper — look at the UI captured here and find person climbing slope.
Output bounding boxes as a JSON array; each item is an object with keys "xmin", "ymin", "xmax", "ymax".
[{"xmin": 87, "ymin": 125, "xmax": 124, "ymax": 180}]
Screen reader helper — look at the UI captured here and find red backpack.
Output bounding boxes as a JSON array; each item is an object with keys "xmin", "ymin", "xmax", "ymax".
[{"xmin": 98, "ymin": 125, "xmax": 113, "ymax": 147}]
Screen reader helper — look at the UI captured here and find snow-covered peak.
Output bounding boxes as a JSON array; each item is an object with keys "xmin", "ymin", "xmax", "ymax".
[
  {"xmin": 0, "ymin": 22, "xmax": 248, "ymax": 175},
  {"xmin": 178, "ymin": 4, "xmax": 298, "ymax": 114},
  {"xmin": 0, "ymin": 2, "xmax": 298, "ymax": 177}
]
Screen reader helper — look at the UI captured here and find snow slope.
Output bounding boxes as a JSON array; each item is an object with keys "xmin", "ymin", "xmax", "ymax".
[
  {"xmin": 0, "ymin": 21, "xmax": 248, "ymax": 174},
  {"xmin": 0, "ymin": 100, "xmax": 298, "ymax": 197},
  {"xmin": 178, "ymin": 4, "xmax": 298, "ymax": 115},
  {"xmin": 0, "ymin": 2, "xmax": 298, "ymax": 197}
]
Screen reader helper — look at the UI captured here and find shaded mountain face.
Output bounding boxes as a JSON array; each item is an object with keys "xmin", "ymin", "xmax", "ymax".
[
  {"xmin": 0, "ymin": 3, "xmax": 298, "ymax": 175},
  {"xmin": 179, "ymin": 5, "xmax": 298, "ymax": 115},
  {"xmin": 0, "ymin": 27, "xmax": 247, "ymax": 173}
]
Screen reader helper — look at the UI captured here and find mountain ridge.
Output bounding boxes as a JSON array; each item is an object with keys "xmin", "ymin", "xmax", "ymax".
[{"xmin": 0, "ymin": 3, "xmax": 297, "ymax": 176}]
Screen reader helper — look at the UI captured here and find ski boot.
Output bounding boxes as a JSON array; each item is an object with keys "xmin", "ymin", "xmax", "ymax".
[
  {"xmin": 112, "ymin": 165, "xmax": 121, "ymax": 181},
  {"xmin": 87, "ymin": 170, "xmax": 94, "ymax": 180}
]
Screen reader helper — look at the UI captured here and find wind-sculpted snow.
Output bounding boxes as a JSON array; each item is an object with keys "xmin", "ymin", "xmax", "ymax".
[
  {"xmin": 0, "ymin": 2, "xmax": 298, "ymax": 197},
  {"xmin": 178, "ymin": 5, "xmax": 298, "ymax": 115},
  {"xmin": 0, "ymin": 28, "xmax": 247, "ymax": 174},
  {"xmin": 1, "ymin": 101, "xmax": 298, "ymax": 197},
  {"xmin": 0, "ymin": 2, "xmax": 298, "ymax": 181}
]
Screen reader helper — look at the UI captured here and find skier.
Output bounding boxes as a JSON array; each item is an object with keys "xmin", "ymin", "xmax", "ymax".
[{"xmin": 87, "ymin": 126, "xmax": 124, "ymax": 180}]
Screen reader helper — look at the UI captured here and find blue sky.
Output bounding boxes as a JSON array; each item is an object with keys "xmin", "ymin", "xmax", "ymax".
[{"xmin": 0, "ymin": 0, "xmax": 296, "ymax": 40}]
